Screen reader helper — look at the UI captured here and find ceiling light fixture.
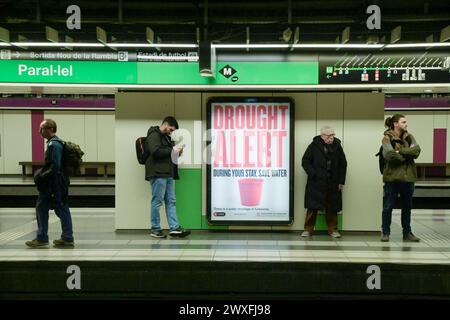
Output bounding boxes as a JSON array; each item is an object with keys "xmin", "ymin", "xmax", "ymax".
[
  {"xmin": 385, "ymin": 42, "xmax": 450, "ymax": 48},
  {"xmin": 292, "ymin": 44, "xmax": 384, "ymax": 48},
  {"xmin": 3, "ymin": 42, "xmax": 450, "ymax": 50},
  {"xmin": 213, "ymin": 43, "xmax": 384, "ymax": 49},
  {"xmin": 109, "ymin": 43, "xmax": 198, "ymax": 48},
  {"xmin": 213, "ymin": 44, "xmax": 290, "ymax": 49},
  {"xmin": 10, "ymin": 42, "xmax": 105, "ymax": 47}
]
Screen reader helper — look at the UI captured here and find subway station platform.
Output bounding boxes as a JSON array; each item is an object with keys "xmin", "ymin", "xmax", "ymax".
[
  {"xmin": 3, "ymin": 175, "xmax": 450, "ymax": 208},
  {"xmin": 0, "ymin": 176, "xmax": 114, "ymax": 207},
  {"xmin": 0, "ymin": 208, "xmax": 449, "ymax": 299}
]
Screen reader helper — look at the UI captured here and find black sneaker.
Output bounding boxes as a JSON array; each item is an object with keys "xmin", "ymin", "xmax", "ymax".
[
  {"xmin": 53, "ymin": 239, "xmax": 75, "ymax": 247},
  {"xmin": 169, "ymin": 227, "xmax": 191, "ymax": 238},
  {"xmin": 150, "ymin": 230, "xmax": 167, "ymax": 239}
]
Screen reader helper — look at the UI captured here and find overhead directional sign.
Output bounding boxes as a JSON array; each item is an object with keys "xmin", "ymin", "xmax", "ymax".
[
  {"xmin": 0, "ymin": 50, "xmax": 449, "ymax": 85},
  {"xmin": 0, "ymin": 50, "xmax": 199, "ymax": 62},
  {"xmin": 319, "ymin": 51, "xmax": 450, "ymax": 84},
  {"xmin": 0, "ymin": 49, "xmax": 136, "ymax": 61}
]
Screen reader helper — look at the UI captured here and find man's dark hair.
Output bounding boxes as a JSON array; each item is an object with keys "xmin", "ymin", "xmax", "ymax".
[
  {"xmin": 162, "ymin": 116, "xmax": 179, "ymax": 129},
  {"xmin": 44, "ymin": 118, "xmax": 57, "ymax": 133}
]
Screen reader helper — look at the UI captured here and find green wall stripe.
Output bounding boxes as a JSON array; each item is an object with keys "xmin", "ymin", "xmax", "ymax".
[
  {"xmin": 314, "ymin": 212, "xmax": 343, "ymax": 231},
  {"xmin": 176, "ymin": 168, "xmax": 228, "ymax": 230},
  {"xmin": 175, "ymin": 169, "xmax": 203, "ymax": 229}
]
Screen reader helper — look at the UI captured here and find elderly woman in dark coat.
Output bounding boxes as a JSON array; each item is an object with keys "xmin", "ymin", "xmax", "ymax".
[{"xmin": 301, "ymin": 126, "xmax": 347, "ymax": 238}]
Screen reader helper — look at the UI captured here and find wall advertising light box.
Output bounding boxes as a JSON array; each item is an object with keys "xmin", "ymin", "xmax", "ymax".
[{"xmin": 207, "ymin": 97, "xmax": 294, "ymax": 225}]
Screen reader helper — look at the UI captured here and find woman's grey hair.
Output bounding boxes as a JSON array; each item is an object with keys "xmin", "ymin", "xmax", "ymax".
[{"xmin": 320, "ymin": 126, "xmax": 335, "ymax": 135}]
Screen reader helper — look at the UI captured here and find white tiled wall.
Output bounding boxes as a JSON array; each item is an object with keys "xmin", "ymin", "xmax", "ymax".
[
  {"xmin": 44, "ymin": 111, "xmax": 115, "ymax": 162},
  {"xmin": 0, "ymin": 110, "xmax": 115, "ymax": 174},
  {"xmin": 0, "ymin": 110, "xmax": 32, "ymax": 174}
]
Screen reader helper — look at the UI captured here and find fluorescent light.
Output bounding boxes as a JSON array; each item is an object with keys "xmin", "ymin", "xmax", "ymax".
[
  {"xmin": 0, "ymin": 83, "xmax": 449, "ymax": 90},
  {"xmin": 11, "ymin": 42, "xmax": 105, "ymax": 47},
  {"xmin": 292, "ymin": 44, "xmax": 384, "ymax": 48},
  {"xmin": 9, "ymin": 42, "xmax": 197, "ymax": 48},
  {"xmin": 213, "ymin": 44, "xmax": 290, "ymax": 49},
  {"xmin": 385, "ymin": 42, "xmax": 450, "ymax": 48},
  {"xmin": 137, "ymin": 55, "xmax": 198, "ymax": 61},
  {"xmin": 213, "ymin": 43, "xmax": 384, "ymax": 49},
  {"xmin": 108, "ymin": 43, "xmax": 198, "ymax": 48},
  {"xmin": 5, "ymin": 41, "xmax": 450, "ymax": 49}
]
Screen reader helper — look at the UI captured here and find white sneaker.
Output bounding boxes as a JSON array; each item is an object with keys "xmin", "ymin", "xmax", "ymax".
[
  {"xmin": 301, "ymin": 230, "xmax": 311, "ymax": 237},
  {"xmin": 329, "ymin": 231, "xmax": 342, "ymax": 238}
]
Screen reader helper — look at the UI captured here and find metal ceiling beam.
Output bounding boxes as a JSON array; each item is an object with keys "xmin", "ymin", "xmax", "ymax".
[
  {"xmin": 4, "ymin": 15, "xmax": 448, "ymax": 25},
  {"xmin": 35, "ymin": 0, "xmax": 41, "ymax": 23},
  {"xmin": 118, "ymin": 0, "xmax": 123, "ymax": 24},
  {"xmin": 287, "ymin": 0, "xmax": 292, "ymax": 25},
  {"xmin": 382, "ymin": 14, "xmax": 450, "ymax": 22}
]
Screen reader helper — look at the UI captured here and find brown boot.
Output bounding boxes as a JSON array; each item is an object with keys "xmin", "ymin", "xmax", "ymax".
[
  {"xmin": 25, "ymin": 239, "xmax": 49, "ymax": 248},
  {"xmin": 403, "ymin": 233, "xmax": 420, "ymax": 242}
]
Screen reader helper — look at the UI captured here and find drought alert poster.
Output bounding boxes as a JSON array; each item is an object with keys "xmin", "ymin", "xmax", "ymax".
[{"xmin": 207, "ymin": 98, "xmax": 293, "ymax": 224}]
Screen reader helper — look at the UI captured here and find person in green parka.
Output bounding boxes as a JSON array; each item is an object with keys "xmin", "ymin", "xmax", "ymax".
[{"xmin": 381, "ymin": 114, "xmax": 421, "ymax": 242}]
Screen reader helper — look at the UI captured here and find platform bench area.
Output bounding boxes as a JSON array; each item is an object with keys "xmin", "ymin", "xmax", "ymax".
[
  {"xmin": 415, "ymin": 163, "xmax": 450, "ymax": 178},
  {"xmin": 19, "ymin": 161, "xmax": 115, "ymax": 177}
]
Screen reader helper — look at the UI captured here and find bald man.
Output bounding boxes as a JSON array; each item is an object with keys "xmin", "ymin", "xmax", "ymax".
[{"xmin": 26, "ymin": 119, "xmax": 74, "ymax": 248}]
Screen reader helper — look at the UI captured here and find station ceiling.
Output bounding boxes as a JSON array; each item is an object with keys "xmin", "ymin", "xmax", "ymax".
[{"xmin": 0, "ymin": 0, "xmax": 449, "ymax": 45}]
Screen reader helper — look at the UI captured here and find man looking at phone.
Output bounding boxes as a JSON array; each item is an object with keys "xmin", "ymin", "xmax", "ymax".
[{"xmin": 145, "ymin": 116, "xmax": 190, "ymax": 238}]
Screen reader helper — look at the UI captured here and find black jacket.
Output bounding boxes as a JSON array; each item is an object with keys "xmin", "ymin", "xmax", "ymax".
[
  {"xmin": 145, "ymin": 126, "xmax": 179, "ymax": 180},
  {"xmin": 34, "ymin": 136, "xmax": 69, "ymax": 199},
  {"xmin": 301, "ymin": 136, "xmax": 347, "ymax": 212}
]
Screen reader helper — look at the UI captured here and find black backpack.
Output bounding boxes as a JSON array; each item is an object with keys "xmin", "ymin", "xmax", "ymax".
[
  {"xmin": 375, "ymin": 146, "xmax": 385, "ymax": 174},
  {"xmin": 136, "ymin": 136, "xmax": 150, "ymax": 165},
  {"xmin": 61, "ymin": 141, "xmax": 84, "ymax": 176}
]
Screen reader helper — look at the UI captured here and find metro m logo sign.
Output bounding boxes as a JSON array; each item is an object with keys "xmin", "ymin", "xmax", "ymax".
[{"xmin": 219, "ymin": 65, "xmax": 237, "ymax": 78}]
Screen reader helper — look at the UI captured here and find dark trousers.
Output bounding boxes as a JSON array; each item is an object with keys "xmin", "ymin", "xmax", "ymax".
[
  {"xmin": 36, "ymin": 191, "xmax": 73, "ymax": 242},
  {"xmin": 304, "ymin": 188, "xmax": 338, "ymax": 233},
  {"xmin": 382, "ymin": 182, "xmax": 414, "ymax": 236}
]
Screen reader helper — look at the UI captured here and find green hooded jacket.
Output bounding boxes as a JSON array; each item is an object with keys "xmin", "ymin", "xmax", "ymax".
[{"xmin": 382, "ymin": 129, "xmax": 421, "ymax": 183}]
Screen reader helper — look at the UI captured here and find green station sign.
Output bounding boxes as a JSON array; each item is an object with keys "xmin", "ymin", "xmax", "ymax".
[
  {"xmin": 0, "ymin": 60, "xmax": 137, "ymax": 84},
  {"xmin": 0, "ymin": 60, "xmax": 319, "ymax": 85},
  {"xmin": 137, "ymin": 61, "xmax": 318, "ymax": 85}
]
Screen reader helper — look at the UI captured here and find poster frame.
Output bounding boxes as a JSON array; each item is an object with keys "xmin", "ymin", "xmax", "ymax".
[{"xmin": 206, "ymin": 96, "xmax": 295, "ymax": 226}]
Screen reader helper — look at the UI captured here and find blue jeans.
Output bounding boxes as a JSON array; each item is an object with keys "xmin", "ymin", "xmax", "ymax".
[
  {"xmin": 382, "ymin": 182, "xmax": 415, "ymax": 236},
  {"xmin": 36, "ymin": 191, "xmax": 73, "ymax": 242},
  {"xmin": 150, "ymin": 177, "xmax": 180, "ymax": 231}
]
